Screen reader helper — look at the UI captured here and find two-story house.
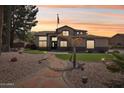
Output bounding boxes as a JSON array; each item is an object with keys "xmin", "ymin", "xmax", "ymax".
[{"xmin": 35, "ymin": 25, "xmax": 109, "ymax": 52}]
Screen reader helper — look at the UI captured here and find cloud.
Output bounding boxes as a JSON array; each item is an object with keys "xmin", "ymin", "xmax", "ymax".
[
  {"xmin": 38, "ymin": 5, "xmax": 124, "ymax": 10},
  {"xmin": 33, "ymin": 5, "xmax": 124, "ymax": 37}
]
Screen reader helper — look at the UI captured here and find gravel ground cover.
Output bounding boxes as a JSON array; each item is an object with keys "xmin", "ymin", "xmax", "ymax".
[
  {"xmin": 65, "ymin": 62, "xmax": 124, "ymax": 88},
  {"xmin": 0, "ymin": 52, "xmax": 46, "ymax": 87},
  {"xmin": 0, "ymin": 52, "xmax": 124, "ymax": 88}
]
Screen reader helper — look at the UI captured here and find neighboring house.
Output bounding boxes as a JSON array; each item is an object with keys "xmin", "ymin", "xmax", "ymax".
[
  {"xmin": 35, "ymin": 25, "xmax": 109, "ymax": 52},
  {"xmin": 109, "ymin": 34, "xmax": 124, "ymax": 48}
]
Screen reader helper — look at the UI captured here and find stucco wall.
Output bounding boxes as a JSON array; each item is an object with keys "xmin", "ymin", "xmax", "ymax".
[{"xmin": 95, "ymin": 38, "xmax": 109, "ymax": 47}]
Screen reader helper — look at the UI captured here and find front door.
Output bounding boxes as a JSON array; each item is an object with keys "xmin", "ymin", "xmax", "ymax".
[{"xmin": 51, "ymin": 41, "xmax": 57, "ymax": 49}]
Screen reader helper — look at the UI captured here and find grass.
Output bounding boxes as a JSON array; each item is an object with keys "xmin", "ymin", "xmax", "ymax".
[
  {"xmin": 24, "ymin": 48, "xmax": 48, "ymax": 54},
  {"xmin": 55, "ymin": 53, "xmax": 114, "ymax": 62},
  {"xmin": 24, "ymin": 49, "xmax": 114, "ymax": 62}
]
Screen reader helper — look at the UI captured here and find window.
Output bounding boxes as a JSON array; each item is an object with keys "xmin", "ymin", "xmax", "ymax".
[
  {"xmin": 39, "ymin": 36, "xmax": 47, "ymax": 47},
  {"xmin": 62, "ymin": 31, "xmax": 69, "ymax": 36},
  {"xmin": 39, "ymin": 36, "xmax": 47, "ymax": 40},
  {"xmin": 80, "ymin": 32, "xmax": 83, "ymax": 34},
  {"xmin": 87, "ymin": 40, "xmax": 95, "ymax": 49},
  {"xmin": 77, "ymin": 32, "xmax": 79, "ymax": 35},
  {"xmin": 39, "ymin": 41, "xmax": 47, "ymax": 47},
  {"xmin": 52, "ymin": 37, "xmax": 57, "ymax": 41},
  {"xmin": 60, "ymin": 41, "xmax": 67, "ymax": 47}
]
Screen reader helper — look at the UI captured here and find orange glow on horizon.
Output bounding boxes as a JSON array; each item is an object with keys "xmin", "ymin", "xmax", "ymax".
[
  {"xmin": 32, "ymin": 23, "xmax": 124, "ymax": 37},
  {"xmin": 32, "ymin": 5, "xmax": 124, "ymax": 37}
]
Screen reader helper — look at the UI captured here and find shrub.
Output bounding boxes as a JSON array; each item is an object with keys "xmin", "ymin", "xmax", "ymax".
[
  {"xmin": 112, "ymin": 50, "xmax": 120, "ymax": 54},
  {"xmin": 112, "ymin": 53, "xmax": 124, "ymax": 68},
  {"xmin": 111, "ymin": 46, "xmax": 124, "ymax": 49},
  {"xmin": 25, "ymin": 43, "xmax": 37, "ymax": 50},
  {"xmin": 113, "ymin": 58, "xmax": 124, "ymax": 68},
  {"xmin": 112, "ymin": 53, "xmax": 124, "ymax": 60},
  {"xmin": 106, "ymin": 63, "xmax": 121, "ymax": 72}
]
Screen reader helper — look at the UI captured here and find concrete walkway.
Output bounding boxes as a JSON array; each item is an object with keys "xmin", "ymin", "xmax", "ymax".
[{"xmin": 15, "ymin": 53, "xmax": 70, "ymax": 88}]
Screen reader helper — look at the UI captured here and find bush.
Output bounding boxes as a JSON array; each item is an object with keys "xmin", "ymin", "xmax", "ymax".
[
  {"xmin": 113, "ymin": 58, "xmax": 124, "ymax": 68},
  {"xmin": 87, "ymin": 50, "xmax": 93, "ymax": 53},
  {"xmin": 111, "ymin": 46, "xmax": 124, "ymax": 49},
  {"xmin": 112, "ymin": 53, "xmax": 124, "ymax": 60},
  {"xmin": 112, "ymin": 50, "xmax": 120, "ymax": 54},
  {"xmin": 13, "ymin": 42, "xmax": 24, "ymax": 48},
  {"xmin": 112, "ymin": 53, "xmax": 124, "ymax": 68},
  {"xmin": 25, "ymin": 43, "xmax": 37, "ymax": 50},
  {"xmin": 106, "ymin": 63, "xmax": 121, "ymax": 72}
]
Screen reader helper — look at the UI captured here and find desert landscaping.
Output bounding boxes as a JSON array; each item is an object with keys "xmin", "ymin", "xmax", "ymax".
[{"xmin": 0, "ymin": 50, "xmax": 124, "ymax": 88}]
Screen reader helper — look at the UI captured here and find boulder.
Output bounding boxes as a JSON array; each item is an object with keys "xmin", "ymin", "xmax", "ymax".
[
  {"xmin": 105, "ymin": 62, "xmax": 121, "ymax": 72},
  {"xmin": 10, "ymin": 57, "xmax": 17, "ymax": 62},
  {"xmin": 18, "ymin": 50, "xmax": 23, "ymax": 54},
  {"xmin": 82, "ymin": 76, "xmax": 88, "ymax": 84}
]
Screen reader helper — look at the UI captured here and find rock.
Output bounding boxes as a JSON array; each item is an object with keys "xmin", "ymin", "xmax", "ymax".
[
  {"xmin": 38, "ymin": 60, "xmax": 42, "ymax": 64},
  {"xmin": 81, "ymin": 67, "xmax": 84, "ymax": 71},
  {"xmin": 10, "ymin": 57, "xmax": 17, "ymax": 62},
  {"xmin": 104, "ymin": 79, "xmax": 124, "ymax": 88},
  {"xmin": 18, "ymin": 48, "xmax": 24, "ymax": 54},
  {"xmin": 75, "ymin": 63, "xmax": 85, "ymax": 70},
  {"xmin": 18, "ymin": 50, "xmax": 23, "ymax": 54},
  {"xmin": 11, "ymin": 48, "xmax": 18, "ymax": 52},
  {"xmin": 82, "ymin": 76, "xmax": 88, "ymax": 84},
  {"xmin": 106, "ymin": 62, "xmax": 120, "ymax": 72}
]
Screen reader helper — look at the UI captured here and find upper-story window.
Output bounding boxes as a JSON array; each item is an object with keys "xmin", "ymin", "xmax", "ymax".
[
  {"xmin": 62, "ymin": 31, "xmax": 69, "ymax": 36},
  {"xmin": 77, "ymin": 32, "xmax": 79, "ymax": 35},
  {"xmin": 52, "ymin": 37, "xmax": 57, "ymax": 41}
]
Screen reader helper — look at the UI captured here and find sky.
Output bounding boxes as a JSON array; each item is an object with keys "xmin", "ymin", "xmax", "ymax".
[{"xmin": 31, "ymin": 5, "xmax": 124, "ymax": 37}]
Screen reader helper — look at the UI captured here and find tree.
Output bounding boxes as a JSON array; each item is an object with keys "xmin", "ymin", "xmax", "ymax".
[
  {"xmin": 25, "ymin": 32, "xmax": 35, "ymax": 43},
  {"xmin": 2, "ymin": 6, "xmax": 12, "ymax": 52},
  {"xmin": 10, "ymin": 5, "xmax": 38, "ymax": 47},
  {"xmin": 58, "ymin": 33, "xmax": 83, "ymax": 68},
  {"xmin": 0, "ymin": 6, "xmax": 4, "ymax": 55},
  {"xmin": 71, "ymin": 37, "xmax": 83, "ymax": 68}
]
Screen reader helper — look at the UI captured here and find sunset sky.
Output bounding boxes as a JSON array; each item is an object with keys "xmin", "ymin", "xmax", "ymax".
[{"xmin": 31, "ymin": 5, "xmax": 124, "ymax": 37}]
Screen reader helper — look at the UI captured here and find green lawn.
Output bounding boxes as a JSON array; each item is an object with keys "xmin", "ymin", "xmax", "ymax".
[
  {"xmin": 24, "ymin": 49, "xmax": 47, "ymax": 54},
  {"xmin": 55, "ymin": 53, "xmax": 114, "ymax": 62},
  {"xmin": 24, "ymin": 49, "xmax": 114, "ymax": 62}
]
